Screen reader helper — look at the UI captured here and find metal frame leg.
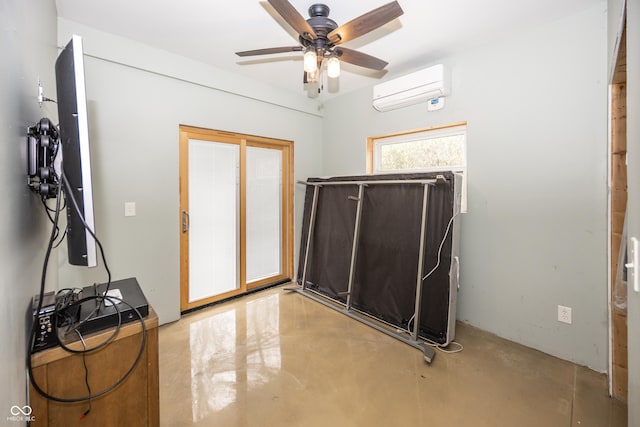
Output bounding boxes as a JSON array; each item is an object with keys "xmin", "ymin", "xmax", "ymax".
[
  {"xmin": 345, "ymin": 184, "xmax": 365, "ymax": 309},
  {"xmin": 300, "ymin": 185, "xmax": 320, "ymax": 291},
  {"xmin": 412, "ymin": 184, "xmax": 430, "ymax": 341}
]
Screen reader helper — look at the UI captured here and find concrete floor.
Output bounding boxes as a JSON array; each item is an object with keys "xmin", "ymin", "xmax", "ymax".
[{"xmin": 159, "ymin": 285, "xmax": 627, "ymax": 427}]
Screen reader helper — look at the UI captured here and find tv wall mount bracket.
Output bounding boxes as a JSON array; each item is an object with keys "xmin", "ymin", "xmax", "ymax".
[{"xmin": 27, "ymin": 117, "xmax": 59, "ymax": 199}]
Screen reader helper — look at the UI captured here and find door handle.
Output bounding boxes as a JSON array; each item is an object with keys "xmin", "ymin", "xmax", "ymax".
[
  {"xmin": 182, "ymin": 210, "xmax": 190, "ymax": 233},
  {"xmin": 626, "ymin": 237, "xmax": 640, "ymax": 293}
]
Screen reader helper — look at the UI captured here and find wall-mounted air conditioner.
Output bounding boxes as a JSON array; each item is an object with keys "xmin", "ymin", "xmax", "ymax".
[{"xmin": 372, "ymin": 64, "xmax": 449, "ymax": 112}]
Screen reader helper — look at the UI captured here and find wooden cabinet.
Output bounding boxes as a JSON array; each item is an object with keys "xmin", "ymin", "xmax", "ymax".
[{"xmin": 29, "ymin": 308, "xmax": 159, "ymax": 427}]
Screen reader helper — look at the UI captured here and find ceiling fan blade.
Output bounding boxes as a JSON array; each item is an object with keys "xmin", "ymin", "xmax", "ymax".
[
  {"xmin": 236, "ymin": 46, "xmax": 303, "ymax": 57},
  {"xmin": 328, "ymin": 1, "xmax": 403, "ymax": 45},
  {"xmin": 335, "ymin": 47, "xmax": 388, "ymax": 70},
  {"xmin": 268, "ymin": 0, "xmax": 317, "ymax": 41}
]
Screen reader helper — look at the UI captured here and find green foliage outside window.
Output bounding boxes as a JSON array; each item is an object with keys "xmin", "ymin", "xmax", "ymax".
[{"xmin": 379, "ymin": 135, "xmax": 465, "ymax": 171}]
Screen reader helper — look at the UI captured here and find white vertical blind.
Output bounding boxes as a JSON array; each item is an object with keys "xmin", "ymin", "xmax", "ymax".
[
  {"xmin": 188, "ymin": 139, "xmax": 239, "ymax": 301},
  {"xmin": 246, "ymin": 146, "xmax": 282, "ymax": 282}
]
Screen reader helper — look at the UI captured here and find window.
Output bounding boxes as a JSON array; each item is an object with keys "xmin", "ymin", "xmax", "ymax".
[{"xmin": 367, "ymin": 122, "xmax": 467, "ymax": 211}]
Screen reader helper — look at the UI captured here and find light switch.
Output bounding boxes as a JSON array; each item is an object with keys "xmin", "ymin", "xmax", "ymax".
[{"xmin": 124, "ymin": 202, "xmax": 136, "ymax": 217}]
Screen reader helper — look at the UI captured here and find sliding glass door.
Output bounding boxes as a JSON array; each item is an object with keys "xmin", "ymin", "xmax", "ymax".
[
  {"xmin": 246, "ymin": 145, "xmax": 283, "ymax": 286},
  {"xmin": 187, "ymin": 139, "xmax": 240, "ymax": 302},
  {"xmin": 179, "ymin": 126, "xmax": 293, "ymax": 311}
]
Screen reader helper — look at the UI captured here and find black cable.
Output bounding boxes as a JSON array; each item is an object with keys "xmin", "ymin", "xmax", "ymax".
[
  {"xmin": 40, "ymin": 196, "xmax": 61, "ymax": 240},
  {"xmin": 27, "ymin": 162, "xmax": 63, "ymax": 397},
  {"xmin": 74, "ymin": 329, "xmax": 92, "ymax": 420},
  {"xmin": 40, "ymin": 195, "xmax": 67, "ymax": 247},
  {"xmin": 28, "ymin": 296, "xmax": 147, "ymax": 403},
  {"xmin": 30, "ymin": 162, "xmax": 63, "ymax": 347},
  {"xmin": 56, "ymin": 295, "xmax": 122, "ymax": 353},
  {"xmin": 61, "ymin": 171, "xmax": 112, "ymax": 294},
  {"xmin": 28, "ymin": 165, "xmax": 147, "ymax": 403},
  {"xmin": 42, "ymin": 194, "xmax": 66, "ymax": 214},
  {"xmin": 57, "ymin": 171, "xmax": 116, "ymax": 335}
]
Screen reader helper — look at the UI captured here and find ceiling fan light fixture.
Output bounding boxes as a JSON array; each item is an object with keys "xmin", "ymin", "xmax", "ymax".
[
  {"xmin": 238, "ymin": 1, "xmax": 404, "ymax": 92},
  {"xmin": 327, "ymin": 55, "xmax": 340, "ymax": 78},
  {"xmin": 304, "ymin": 49, "xmax": 318, "ymax": 73},
  {"xmin": 306, "ymin": 68, "xmax": 320, "ymax": 84}
]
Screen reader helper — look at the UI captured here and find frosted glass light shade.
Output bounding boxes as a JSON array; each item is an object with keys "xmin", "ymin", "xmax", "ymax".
[
  {"xmin": 327, "ymin": 56, "xmax": 340, "ymax": 78},
  {"xmin": 304, "ymin": 50, "xmax": 317, "ymax": 73}
]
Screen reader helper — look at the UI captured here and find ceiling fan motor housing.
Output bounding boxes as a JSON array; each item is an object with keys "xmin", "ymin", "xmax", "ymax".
[
  {"xmin": 300, "ymin": 3, "xmax": 337, "ymax": 57},
  {"xmin": 308, "ymin": 3, "xmax": 330, "ymax": 17}
]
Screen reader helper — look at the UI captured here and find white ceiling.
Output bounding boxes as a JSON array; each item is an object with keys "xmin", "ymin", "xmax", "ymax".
[{"xmin": 55, "ymin": 0, "xmax": 601, "ymax": 99}]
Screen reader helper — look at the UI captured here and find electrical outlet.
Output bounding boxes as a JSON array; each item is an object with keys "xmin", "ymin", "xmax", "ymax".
[{"xmin": 558, "ymin": 305, "xmax": 572, "ymax": 324}]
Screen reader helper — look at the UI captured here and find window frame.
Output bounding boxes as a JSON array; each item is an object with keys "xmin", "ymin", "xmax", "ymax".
[{"xmin": 367, "ymin": 121, "xmax": 467, "ymax": 212}]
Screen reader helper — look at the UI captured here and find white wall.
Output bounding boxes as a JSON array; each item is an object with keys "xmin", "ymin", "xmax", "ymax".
[
  {"xmin": 56, "ymin": 20, "xmax": 324, "ymax": 324},
  {"xmin": 322, "ymin": 3, "xmax": 608, "ymax": 371},
  {"xmin": 0, "ymin": 0, "xmax": 58, "ymax": 415}
]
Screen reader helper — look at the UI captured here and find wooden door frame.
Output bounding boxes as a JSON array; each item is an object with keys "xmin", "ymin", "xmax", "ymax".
[
  {"xmin": 609, "ymin": 19, "xmax": 627, "ymax": 400},
  {"xmin": 179, "ymin": 125, "xmax": 294, "ymax": 312}
]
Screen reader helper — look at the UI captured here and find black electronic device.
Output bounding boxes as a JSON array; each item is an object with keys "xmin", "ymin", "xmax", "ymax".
[
  {"xmin": 30, "ymin": 292, "xmax": 57, "ymax": 352},
  {"xmin": 30, "ymin": 291, "xmax": 81, "ymax": 353},
  {"xmin": 77, "ymin": 277, "xmax": 149, "ymax": 336},
  {"xmin": 29, "ymin": 278, "xmax": 148, "ymax": 353}
]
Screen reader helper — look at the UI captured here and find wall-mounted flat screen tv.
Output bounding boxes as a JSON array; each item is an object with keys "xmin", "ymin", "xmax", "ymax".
[{"xmin": 55, "ymin": 35, "xmax": 97, "ymax": 267}]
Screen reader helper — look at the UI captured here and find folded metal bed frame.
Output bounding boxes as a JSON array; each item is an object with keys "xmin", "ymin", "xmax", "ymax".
[{"xmin": 286, "ymin": 178, "xmax": 443, "ymax": 363}]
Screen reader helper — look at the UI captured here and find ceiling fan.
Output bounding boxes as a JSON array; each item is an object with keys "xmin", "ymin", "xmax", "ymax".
[{"xmin": 236, "ymin": 0, "xmax": 404, "ymax": 87}]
